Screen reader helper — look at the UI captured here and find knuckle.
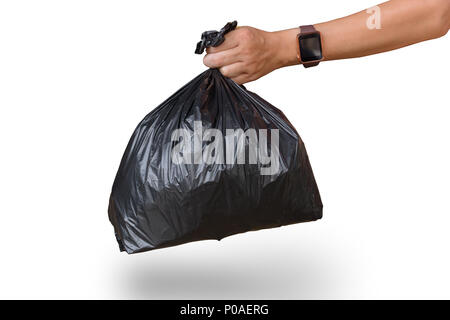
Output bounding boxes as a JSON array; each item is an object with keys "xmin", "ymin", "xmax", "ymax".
[
  {"xmin": 248, "ymin": 72, "xmax": 260, "ymax": 82},
  {"xmin": 203, "ymin": 54, "xmax": 212, "ymax": 67},
  {"xmin": 240, "ymin": 66, "xmax": 249, "ymax": 75},
  {"xmin": 238, "ymin": 76, "xmax": 248, "ymax": 84},
  {"xmin": 204, "ymin": 54, "xmax": 220, "ymax": 67},
  {"xmin": 219, "ymin": 66, "xmax": 229, "ymax": 77},
  {"xmin": 209, "ymin": 55, "xmax": 219, "ymax": 66},
  {"xmin": 241, "ymin": 47, "xmax": 252, "ymax": 57},
  {"xmin": 237, "ymin": 27, "xmax": 253, "ymax": 41},
  {"xmin": 242, "ymin": 61, "xmax": 252, "ymax": 72},
  {"xmin": 207, "ymin": 46, "xmax": 219, "ymax": 53}
]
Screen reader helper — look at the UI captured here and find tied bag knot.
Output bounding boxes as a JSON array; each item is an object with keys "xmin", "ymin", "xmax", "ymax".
[{"xmin": 195, "ymin": 21, "xmax": 238, "ymax": 54}]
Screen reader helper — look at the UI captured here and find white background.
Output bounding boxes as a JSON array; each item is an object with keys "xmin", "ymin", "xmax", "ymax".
[{"xmin": 0, "ymin": 0, "xmax": 448, "ymax": 299}]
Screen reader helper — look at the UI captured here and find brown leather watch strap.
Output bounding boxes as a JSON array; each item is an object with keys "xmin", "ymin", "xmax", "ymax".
[
  {"xmin": 303, "ymin": 61, "xmax": 320, "ymax": 68},
  {"xmin": 298, "ymin": 25, "xmax": 321, "ymax": 68},
  {"xmin": 300, "ymin": 25, "xmax": 316, "ymax": 34}
]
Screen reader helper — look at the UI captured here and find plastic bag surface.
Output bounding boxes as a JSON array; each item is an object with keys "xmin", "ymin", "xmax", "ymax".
[{"xmin": 108, "ymin": 69, "xmax": 322, "ymax": 253}]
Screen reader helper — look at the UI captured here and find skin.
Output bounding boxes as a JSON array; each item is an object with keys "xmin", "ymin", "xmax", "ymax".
[{"xmin": 203, "ymin": 0, "xmax": 450, "ymax": 84}]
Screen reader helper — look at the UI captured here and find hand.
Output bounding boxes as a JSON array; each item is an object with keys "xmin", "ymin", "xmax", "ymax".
[{"xmin": 203, "ymin": 26, "xmax": 299, "ymax": 84}]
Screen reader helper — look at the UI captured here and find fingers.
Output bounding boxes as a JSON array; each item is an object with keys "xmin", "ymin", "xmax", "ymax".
[
  {"xmin": 201, "ymin": 27, "xmax": 262, "ymax": 84},
  {"xmin": 203, "ymin": 46, "xmax": 241, "ymax": 69},
  {"xmin": 230, "ymin": 74, "xmax": 251, "ymax": 85},
  {"xmin": 219, "ymin": 63, "xmax": 246, "ymax": 79},
  {"xmin": 220, "ymin": 64, "xmax": 254, "ymax": 84},
  {"xmin": 206, "ymin": 31, "xmax": 239, "ymax": 54}
]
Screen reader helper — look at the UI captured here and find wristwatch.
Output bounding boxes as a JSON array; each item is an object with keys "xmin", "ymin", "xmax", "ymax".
[{"xmin": 297, "ymin": 25, "xmax": 323, "ymax": 68}]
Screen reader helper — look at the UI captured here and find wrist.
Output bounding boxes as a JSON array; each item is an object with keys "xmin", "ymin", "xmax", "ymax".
[{"xmin": 270, "ymin": 28, "xmax": 301, "ymax": 68}]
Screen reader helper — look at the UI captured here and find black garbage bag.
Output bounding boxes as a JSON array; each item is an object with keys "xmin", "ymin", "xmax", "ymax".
[{"xmin": 108, "ymin": 23, "xmax": 322, "ymax": 254}]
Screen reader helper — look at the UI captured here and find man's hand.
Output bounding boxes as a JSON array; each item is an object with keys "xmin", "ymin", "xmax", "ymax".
[
  {"xmin": 203, "ymin": 26, "xmax": 298, "ymax": 84},
  {"xmin": 202, "ymin": 0, "xmax": 449, "ymax": 84}
]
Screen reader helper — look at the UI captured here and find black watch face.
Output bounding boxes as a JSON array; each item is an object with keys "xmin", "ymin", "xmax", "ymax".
[{"xmin": 299, "ymin": 33, "xmax": 322, "ymax": 62}]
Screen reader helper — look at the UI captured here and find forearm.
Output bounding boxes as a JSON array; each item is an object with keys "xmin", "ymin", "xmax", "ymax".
[
  {"xmin": 273, "ymin": 0, "xmax": 450, "ymax": 67},
  {"xmin": 203, "ymin": 0, "xmax": 449, "ymax": 83}
]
